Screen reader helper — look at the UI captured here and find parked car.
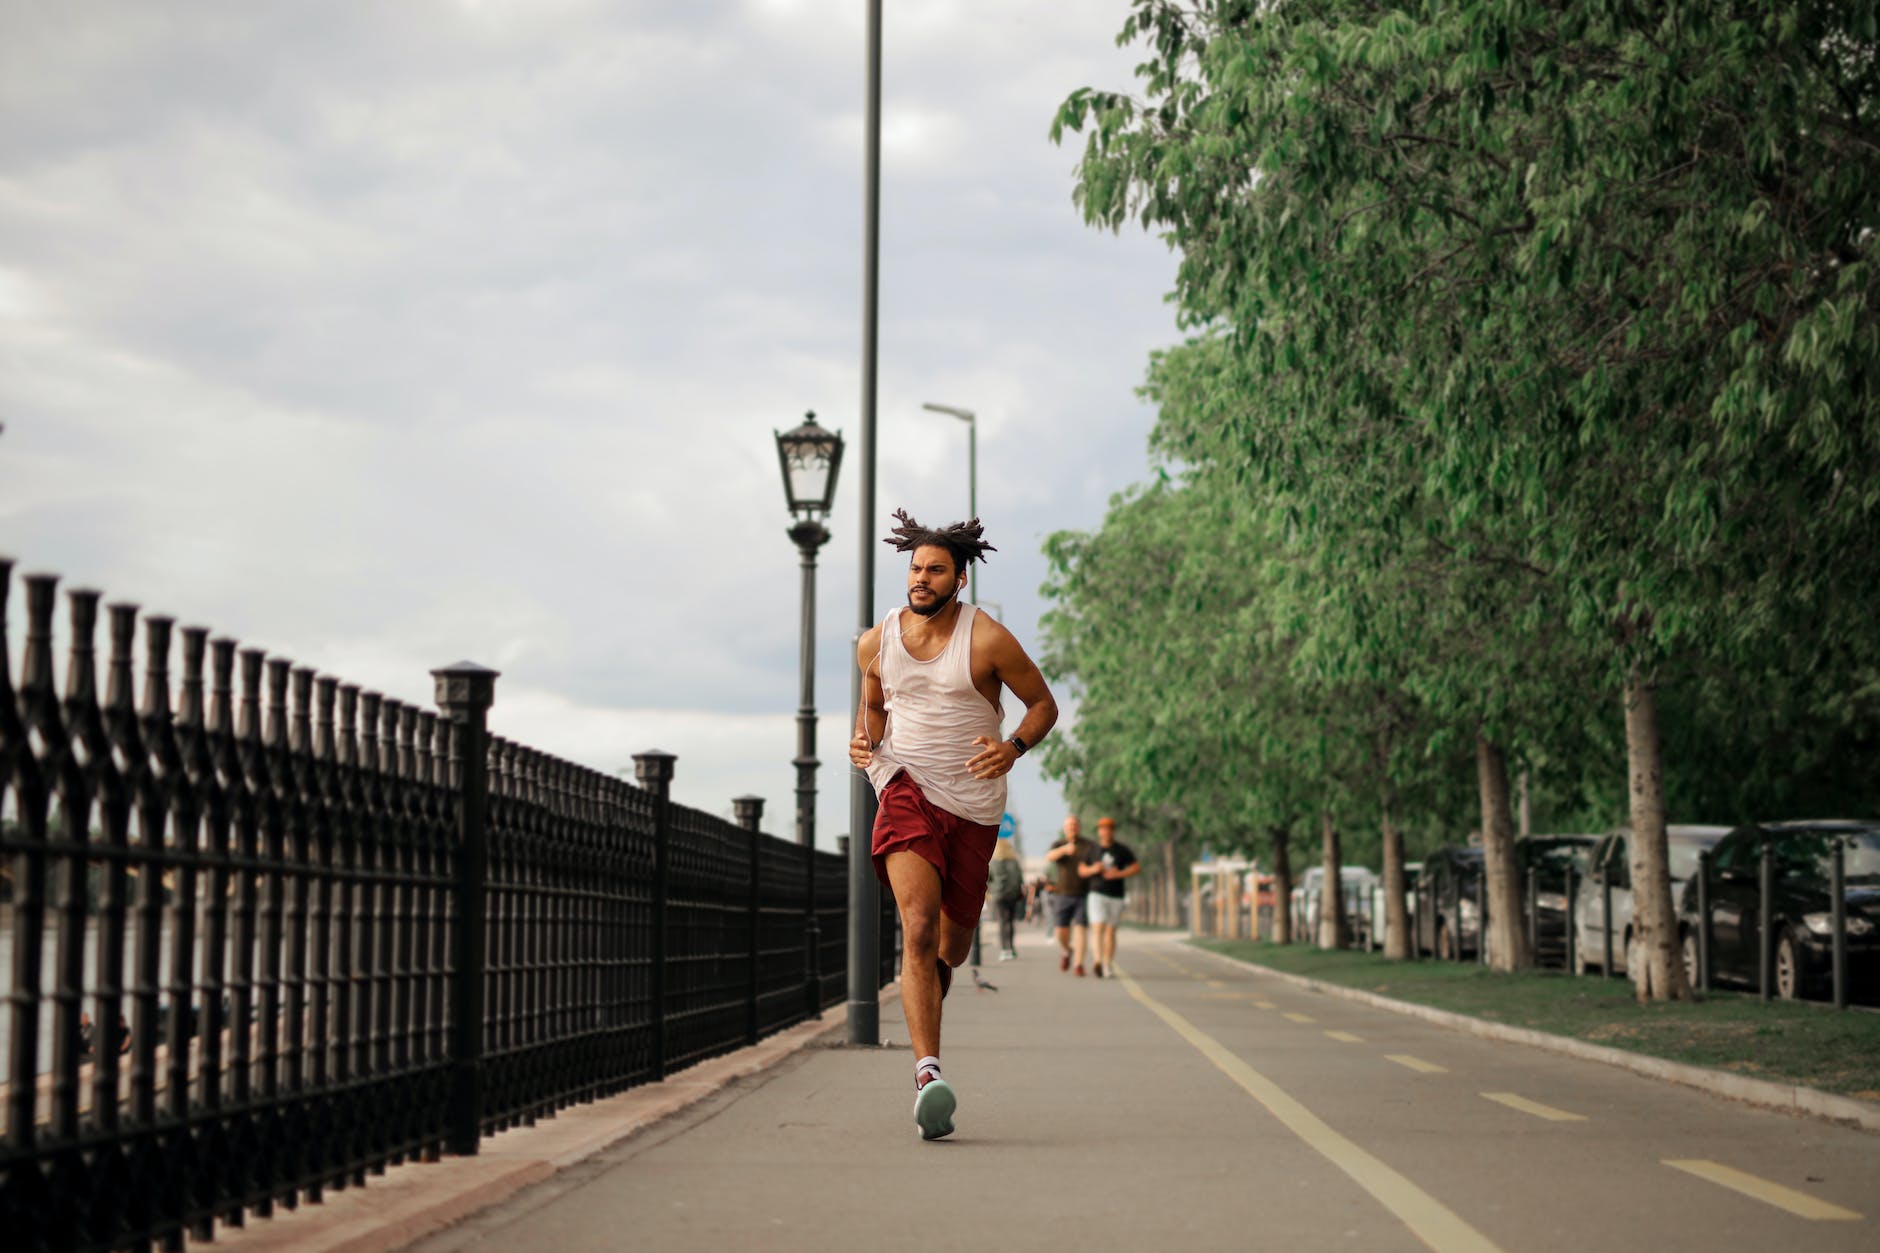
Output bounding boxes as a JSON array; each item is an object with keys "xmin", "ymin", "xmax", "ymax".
[
  {"xmin": 1294, "ymin": 865, "xmax": 1380, "ymax": 947},
  {"xmin": 1514, "ymin": 834, "xmax": 1599, "ymax": 967},
  {"xmin": 1368, "ymin": 862, "xmax": 1422, "ymax": 951},
  {"xmin": 1676, "ymin": 820, "xmax": 1880, "ymax": 1000},
  {"xmin": 1416, "ymin": 847, "xmax": 1484, "ymax": 959},
  {"xmin": 1571, "ymin": 824, "xmax": 1729, "ymax": 976}
]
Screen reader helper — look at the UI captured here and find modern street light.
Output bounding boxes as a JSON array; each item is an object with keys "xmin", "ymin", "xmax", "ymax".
[
  {"xmin": 923, "ymin": 401, "xmax": 985, "ymax": 966},
  {"xmin": 851, "ymin": 0, "xmax": 884, "ymax": 1046},
  {"xmin": 920, "ymin": 403, "xmax": 977, "ymax": 604},
  {"xmin": 773, "ymin": 411, "xmax": 845, "ymax": 848}
]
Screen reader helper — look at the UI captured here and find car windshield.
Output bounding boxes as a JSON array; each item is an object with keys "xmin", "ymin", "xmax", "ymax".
[{"xmin": 1772, "ymin": 830, "xmax": 1880, "ymax": 882}]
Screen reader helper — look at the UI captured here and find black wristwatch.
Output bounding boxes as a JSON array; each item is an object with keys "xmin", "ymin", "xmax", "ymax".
[{"xmin": 1008, "ymin": 734, "xmax": 1028, "ymax": 756}]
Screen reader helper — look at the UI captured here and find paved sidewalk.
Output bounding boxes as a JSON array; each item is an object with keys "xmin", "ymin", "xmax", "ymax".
[{"xmin": 208, "ymin": 924, "xmax": 1879, "ymax": 1252}]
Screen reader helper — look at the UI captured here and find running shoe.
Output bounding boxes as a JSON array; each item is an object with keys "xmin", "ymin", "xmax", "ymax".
[
  {"xmin": 1059, "ymin": 952, "xmax": 1071, "ymax": 972},
  {"xmin": 1093, "ymin": 961, "xmax": 1105, "ymax": 978},
  {"xmin": 914, "ymin": 1076, "xmax": 956, "ymax": 1141},
  {"xmin": 1074, "ymin": 963, "xmax": 1086, "ymax": 977}
]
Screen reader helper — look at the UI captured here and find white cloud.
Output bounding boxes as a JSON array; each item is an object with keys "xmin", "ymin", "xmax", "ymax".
[{"xmin": 0, "ymin": 0, "xmax": 1177, "ymax": 844}]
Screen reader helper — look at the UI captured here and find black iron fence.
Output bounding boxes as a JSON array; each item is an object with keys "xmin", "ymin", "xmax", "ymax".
[{"xmin": 0, "ymin": 559, "xmax": 893, "ymax": 1250}]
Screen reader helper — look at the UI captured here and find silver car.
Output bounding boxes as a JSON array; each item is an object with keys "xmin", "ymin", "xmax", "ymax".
[{"xmin": 1571, "ymin": 825, "xmax": 1730, "ymax": 975}]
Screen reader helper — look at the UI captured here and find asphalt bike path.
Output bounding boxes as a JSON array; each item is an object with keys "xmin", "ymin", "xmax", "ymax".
[{"xmin": 409, "ymin": 928, "xmax": 1875, "ymax": 1253}]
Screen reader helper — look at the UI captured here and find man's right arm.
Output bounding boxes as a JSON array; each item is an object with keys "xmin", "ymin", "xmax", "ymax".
[{"xmin": 848, "ymin": 625, "xmax": 886, "ymax": 769}]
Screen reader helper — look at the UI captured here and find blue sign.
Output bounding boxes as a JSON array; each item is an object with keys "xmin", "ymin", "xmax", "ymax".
[{"xmin": 998, "ymin": 812, "xmax": 1017, "ymax": 840}]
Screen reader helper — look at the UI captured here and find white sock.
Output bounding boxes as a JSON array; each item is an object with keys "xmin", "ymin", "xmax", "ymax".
[{"xmin": 916, "ymin": 1056, "xmax": 942, "ymax": 1088}]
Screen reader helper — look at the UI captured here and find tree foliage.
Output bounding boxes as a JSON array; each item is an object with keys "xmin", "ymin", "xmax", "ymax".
[{"xmin": 1042, "ymin": 0, "xmax": 1880, "ymax": 987}]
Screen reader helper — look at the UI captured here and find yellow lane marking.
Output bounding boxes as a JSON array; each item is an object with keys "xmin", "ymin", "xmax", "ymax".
[
  {"xmin": 1117, "ymin": 968, "xmax": 1501, "ymax": 1253},
  {"xmin": 1664, "ymin": 1160, "xmax": 1862, "ymax": 1221},
  {"xmin": 1480, "ymin": 1093, "xmax": 1585, "ymax": 1122},
  {"xmin": 1252, "ymin": 1001, "xmax": 1278, "ymax": 1010},
  {"xmin": 1283, "ymin": 1012, "xmax": 1317, "ymax": 1024},
  {"xmin": 1386, "ymin": 1054, "xmax": 1447, "ymax": 1074},
  {"xmin": 1326, "ymin": 1031, "xmax": 1363, "ymax": 1043},
  {"xmin": 1206, "ymin": 979, "xmax": 1227, "ymax": 989}
]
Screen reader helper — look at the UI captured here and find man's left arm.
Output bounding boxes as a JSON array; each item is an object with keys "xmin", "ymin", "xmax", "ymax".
[{"xmin": 965, "ymin": 620, "xmax": 1059, "ymax": 781}]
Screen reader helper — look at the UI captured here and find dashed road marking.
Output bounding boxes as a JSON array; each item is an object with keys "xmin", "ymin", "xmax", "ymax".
[
  {"xmin": 1386, "ymin": 1054, "xmax": 1447, "ymax": 1074},
  {"xmin": 1117, "ymin": 968, "xmax": 1501, "ymax": 1253},
  {"xmin": 1283, "ymin": 1012, "xmax": 1316, "ymax": 1024},
  {"xmin": 1325, "ymin": 1031, "xmax": 1363, "ymax": 1043},
  {"xmin": 1664, "ymin": 1160, "xmax": 1862, "ymax": 1221},
  {"xmin": 1480, "ymin": 1092, "xmax": 1585, "ymax": 1122},
  {"xmin": 1252, "ymin": 1000, "xmax": 1277, "ymax": 1010}
]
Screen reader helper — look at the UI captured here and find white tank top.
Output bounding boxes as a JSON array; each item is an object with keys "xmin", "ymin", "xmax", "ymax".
[{"xmin": 865, "ymin": 602, "xmax": 1005, "ymax": 824}]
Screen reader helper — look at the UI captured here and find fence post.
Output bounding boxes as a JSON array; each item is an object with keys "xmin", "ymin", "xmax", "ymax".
[
  {"xmin": 1831, "ymin": 835, "xmax": 1847, "ymax": 1011},
  {"xmin": 634, "ymin": 750, "xmax": 676, "ymax": 1080},
  {"xmin": 1758, "ymin": 834, "xmax": 1773, "ymax": 1003},
  {"xmin": 1695, "ymin": 850, "xmax": 1712, "ymax": 993},
  {"xmin": 434, "ymin": 661, "xmax": 499, "ymax": 1156},
  {"xmin": 734, "ymin": 795, "xmax": 765, "ymax": 1046}
]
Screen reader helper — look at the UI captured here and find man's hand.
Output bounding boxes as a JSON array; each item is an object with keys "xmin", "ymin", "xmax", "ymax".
[
  {"xmin": 849, "ymin": 733, "xmax": 873, "ymax": 769},
  {"xmin": 966, "ymin": 735, "xmax": 1019, "ymax": 780}
]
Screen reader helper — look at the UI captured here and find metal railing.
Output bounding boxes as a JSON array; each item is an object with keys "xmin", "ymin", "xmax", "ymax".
[{"xmin": 0, "ymin": 559, "xmax": 889, "ymax": 1250}]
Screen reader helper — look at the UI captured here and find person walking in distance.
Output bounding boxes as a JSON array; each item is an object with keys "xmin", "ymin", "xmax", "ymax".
[
  {"xmin": 987, "ymin": 835, "xmax": 1025, "ymax": 961},
  {"xmin": 1080, "ymin": 816, "xmax": 1141, "ymax": 977},
  {"xmin": 850, "ymin": 510, "xmax": 1058, "ymax": 1140},
  {"xmin": 1045, "ymin": 816, "xmax": 1097, "ymax": 976}
]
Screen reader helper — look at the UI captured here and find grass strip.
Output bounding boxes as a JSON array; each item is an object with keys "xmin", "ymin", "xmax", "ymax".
[{"xmin": 1189, "ymin": 938, "xmax": 1880, "ymax": 1100}]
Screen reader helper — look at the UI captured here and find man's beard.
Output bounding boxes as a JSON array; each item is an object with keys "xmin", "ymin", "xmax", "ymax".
[{"xmin": 907, "ymin": 585, "xmax": 957, "ymax": 617}]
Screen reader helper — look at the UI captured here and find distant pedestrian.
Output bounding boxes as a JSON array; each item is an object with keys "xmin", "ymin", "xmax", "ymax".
[
  {"xmin": 1045, "ymin": 816, "xmax": 1097, "ymax": 976},
  {"xmin": 1079, "ymin": 816, "xmax": 1141, "ymax": 978},
  {"xmin": 850, "ymin": 510, "xmax": 1058, "ymax": 1141},
  {"xmin": 987, "ymin": 836, "xmax": 1025, "ymax": 961}
]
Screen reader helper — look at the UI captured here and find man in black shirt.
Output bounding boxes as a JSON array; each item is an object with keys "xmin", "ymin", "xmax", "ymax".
[{"xmin": 1078, "ymin": 816, "xmax": 1141, "ymax": 978}]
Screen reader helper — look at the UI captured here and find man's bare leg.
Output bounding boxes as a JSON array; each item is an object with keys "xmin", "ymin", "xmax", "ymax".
[
  {"xmin": 887, "ymin": 852, "xmax": 945, "ymax": 1062},
  {"xmin": 1099, "ymin": 923, "xmax": 1118, "ymax": 968},
  {"xmin": 1073, "ymin": 922, "xmax": 1090, "ymax": 971}
]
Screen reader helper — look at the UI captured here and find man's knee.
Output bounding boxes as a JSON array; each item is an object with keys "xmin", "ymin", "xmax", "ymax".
[{"xmin": 902, "ymin": 911, "xmax": 941, "ymax": 957}]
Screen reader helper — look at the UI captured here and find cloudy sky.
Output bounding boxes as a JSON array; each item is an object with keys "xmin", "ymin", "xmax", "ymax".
[{"xmin": 0, "ymin": 0, "xmax": 1178, "ymax": 850}]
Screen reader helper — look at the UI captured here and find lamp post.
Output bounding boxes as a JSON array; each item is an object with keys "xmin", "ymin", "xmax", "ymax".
[
  {"xmin": 920, "ymin": 402, "xmax": 977, "ymax": 592},
  {"xmin": 776, "ymin": 411, "xmax": 844, "ymax": 1019},
  {"xmin": 923, "ymin": 401, "xmax": 984, "ymax": 967},
  {"xmin": 773, "ymin": 412, "xmax": 845, "ymax": 848}
]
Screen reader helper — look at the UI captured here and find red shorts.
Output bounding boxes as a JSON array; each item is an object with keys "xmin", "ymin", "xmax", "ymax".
[{"xmin": 871, "ymin": 771, "xmax": 1001, "ymax": 929}]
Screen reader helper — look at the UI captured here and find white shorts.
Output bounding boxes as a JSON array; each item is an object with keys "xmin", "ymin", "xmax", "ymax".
[{"xmin": 1087, "ymin": 893, "xmax": 1126, "ymax": 925}]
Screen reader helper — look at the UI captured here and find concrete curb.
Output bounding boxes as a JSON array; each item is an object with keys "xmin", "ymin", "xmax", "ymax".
[
  {"xmin": 197, "ymin": 988, "xmax": 902, "ymax": 1253},
  {"xmin": 1184, "ymin": 941, "xmax": 1880, "ymax": 1135}
]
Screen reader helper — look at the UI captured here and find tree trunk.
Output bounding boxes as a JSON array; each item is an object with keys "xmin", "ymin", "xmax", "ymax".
[
  {"xmin": 1625, "ymin": 668, "xmax": 1688, "ymax": 1002},
  {"xmin": 1477, "ymin": 735, "xmax": 1531, "ymax": 970},
  {"xmin": 1318, "ymin": 811, "xmax": 1346, "ymax": 950},
  {"xmin": 1270, "ymin": 825, "xmax": 1293, "ymax": 945},
  {"xmin": 1381, "ymin": 795, "xmax": 1410, "ymax": 960}
]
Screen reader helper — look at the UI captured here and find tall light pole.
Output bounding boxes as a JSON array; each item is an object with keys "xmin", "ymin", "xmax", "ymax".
[
  {"xmin": 923, "ymin": 401, "xmax": 983, "ymax": 967},
  {"xmin": 849, "ymin": 0, "xmax": 885, "ymax": 1047}
]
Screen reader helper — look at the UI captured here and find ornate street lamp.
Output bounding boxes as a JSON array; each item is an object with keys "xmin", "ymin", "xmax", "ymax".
[
  {"xmin": 776, "ymin": 411, "xmax": 843, "ymax": 1017},
  {"xmin": 773, "ymin": 411, "xmax": 844, "ymax": 854}
]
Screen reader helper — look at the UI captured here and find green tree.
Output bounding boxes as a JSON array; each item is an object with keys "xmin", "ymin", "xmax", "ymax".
[{"xmin": 1056, "ymin": 0, "xmax": 1880, "ymax": 997}]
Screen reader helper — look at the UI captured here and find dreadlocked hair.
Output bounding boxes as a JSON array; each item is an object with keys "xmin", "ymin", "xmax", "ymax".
[{"xmin": 882, "ymin": 508, "xmax": 997, "ymax": 572}]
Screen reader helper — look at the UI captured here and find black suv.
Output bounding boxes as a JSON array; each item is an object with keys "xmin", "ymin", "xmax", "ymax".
[
  {"xmin": 1415, "ymin": 846, "xmax": 1484, "ymax": 960},
  {"xmin": 1676, "ymin": 820, "xmax": 1880, "ymax": 1000}
]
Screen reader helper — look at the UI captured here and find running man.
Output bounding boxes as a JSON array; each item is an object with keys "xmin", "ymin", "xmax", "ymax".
[
  {"xmin": 1079, "ymin": 816, "xmax": 1140, "ymax": 977},
  {"xmin": 850, "ymin": 510, "xmax": 1058, "ymax": 1140},
  {"xmin": 1044, "ymin": 816, "xmax": 1096, "ymax": 975}
]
